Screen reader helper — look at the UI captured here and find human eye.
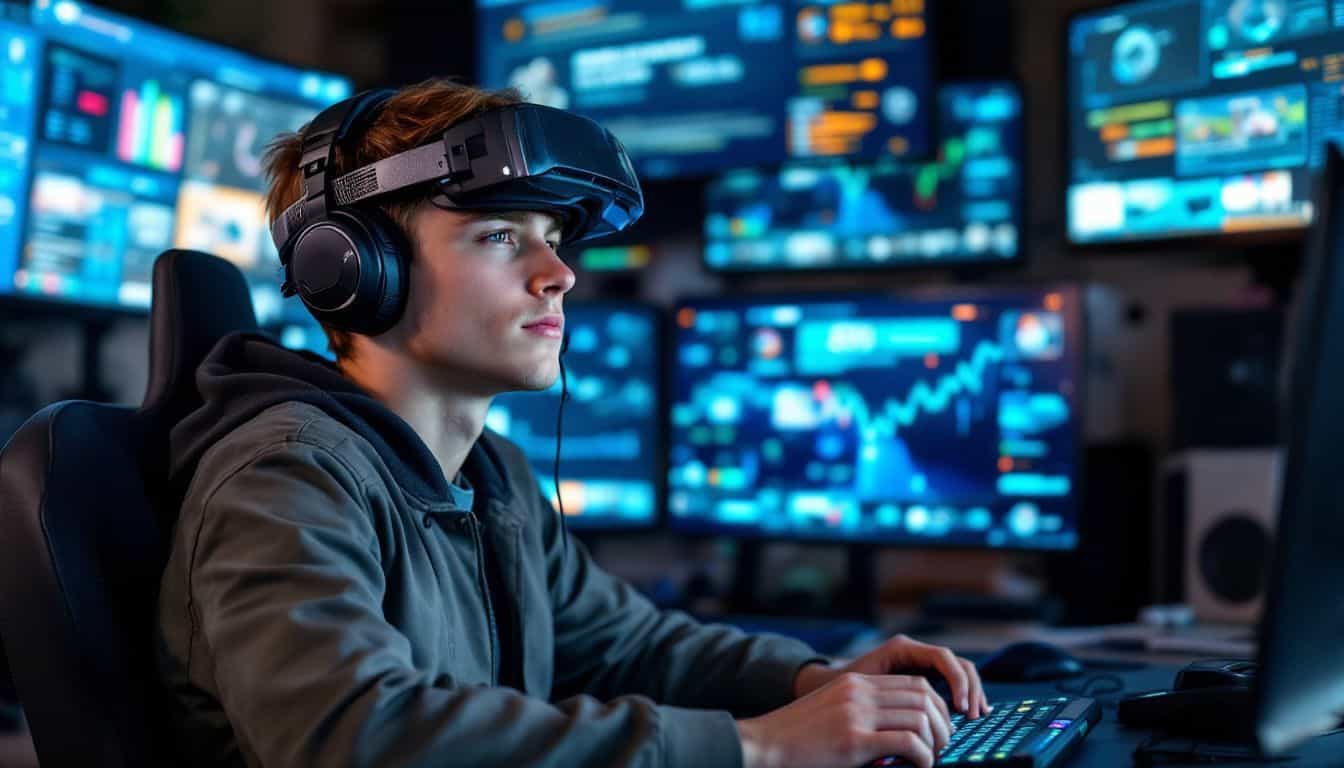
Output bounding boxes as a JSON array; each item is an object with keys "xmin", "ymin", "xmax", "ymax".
[{"xmin": 480, "ymin": 229, "xmax": 517, "ymax": 246}]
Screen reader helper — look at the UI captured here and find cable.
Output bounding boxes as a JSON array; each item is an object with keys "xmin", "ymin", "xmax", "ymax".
[
  {"xmin": 1055, "ymin": 673, "xmax": 1126, "ymax": 709},
  {"xmin": 554, "ymin": 335, "xmax": 571, "ymax": 540}
]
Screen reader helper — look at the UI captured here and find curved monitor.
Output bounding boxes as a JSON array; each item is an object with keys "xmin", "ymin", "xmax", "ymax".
[
  {"xmin": 1065, "ymin": 0, "xmax": 1340, "ymax": 245},
  {"xmin": 486, "ymin": 303, "xmax": 662, "ymax": 530},
  {"xmin": 704, "ymin": 81, "xmax": 1023, "ymax": 272},
  {"xmin": 667, "ymin": 287, "xmax": 1083, "ymax": 549},
  {"xmin": 0, "ymin": 0, "xmax": 351, "ymax": 338},
  {"xmin": 476, "ymin": 0, "xmax": 934, "ymax": 179}
]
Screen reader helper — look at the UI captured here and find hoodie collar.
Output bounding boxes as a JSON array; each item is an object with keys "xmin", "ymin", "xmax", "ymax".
[{"xmin": 170, "ymin": 332, "xmax": 515, "ymax": 512}]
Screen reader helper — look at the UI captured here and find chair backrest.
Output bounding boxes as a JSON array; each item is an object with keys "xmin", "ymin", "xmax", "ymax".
[
  {"xmin": 0, "ymin": 250, "xmax": 258, "ymax": 767},
  {"xmin": 0, "ymin": 402, "xmax": 167, "ymax": 765},
  {"xmin": 140, "ymin": 249, "xmax": 258, "ymax": 527}
]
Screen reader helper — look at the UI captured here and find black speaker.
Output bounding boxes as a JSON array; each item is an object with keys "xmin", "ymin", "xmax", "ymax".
[
  {"xmin": 1046, "ymin": 441, "xmax": 1154, "ymax": 626},
  {"xmin": 1169, "ymin": 308, "xmax": 1283, "ymax": 449}
]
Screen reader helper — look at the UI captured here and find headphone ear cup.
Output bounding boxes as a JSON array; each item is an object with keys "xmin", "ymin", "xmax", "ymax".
[
  {"xmin": 350, "ymin": 207, "xmax": 410, "ymax": 335},
  {"xmin": 293, "ymin": 208, "xmax": 408, "ymax": 336}
]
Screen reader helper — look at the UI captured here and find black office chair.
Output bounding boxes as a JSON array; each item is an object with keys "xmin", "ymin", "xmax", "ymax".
[
  {"xmin": 0, "ymin": 643, "xmax": 19, "ymax": 731},
  {"xmin": 0, "ymin": 250, "xmax": 258, "ymax": 767}
]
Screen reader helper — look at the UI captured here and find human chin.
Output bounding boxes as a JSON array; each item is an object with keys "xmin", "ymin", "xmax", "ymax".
[{"xmin": 510, "ymin": 359, "xmax": 560, "ymax": 392}]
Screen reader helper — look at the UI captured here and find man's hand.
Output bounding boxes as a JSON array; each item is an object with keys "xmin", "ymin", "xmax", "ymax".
[
  {"xmin": 794, "ymin": 635, "xmax": 990, "ymax": 718},
  {"xmin": 738, "ymin": 672, "xmax": 951, "ymax": 768}
]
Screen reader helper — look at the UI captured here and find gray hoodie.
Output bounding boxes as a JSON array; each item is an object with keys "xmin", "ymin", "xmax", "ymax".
[{"xmin": 155, "ymin": 333, "xmax": 825, "ymax": 767}]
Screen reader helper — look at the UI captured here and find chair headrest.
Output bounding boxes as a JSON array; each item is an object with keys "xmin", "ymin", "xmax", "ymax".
[{"xmin": 141, "ymin": 249, "xmax": 258, "ymax": 420}]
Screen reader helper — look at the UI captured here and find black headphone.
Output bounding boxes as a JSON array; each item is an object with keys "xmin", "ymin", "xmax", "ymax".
[{"xmin": 278, "ymin": 89, "xmax": 410, "ymax": 336}]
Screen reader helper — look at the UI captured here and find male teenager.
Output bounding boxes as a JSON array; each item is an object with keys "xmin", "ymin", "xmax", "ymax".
[{"xmin": 156, "ymin": 79, "xmax": 988, "ymax": 768}]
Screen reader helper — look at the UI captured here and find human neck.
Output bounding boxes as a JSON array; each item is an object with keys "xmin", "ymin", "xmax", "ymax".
[{"xmin": 341, "ymin": 345, "xmax": 491, "ymax": 484}]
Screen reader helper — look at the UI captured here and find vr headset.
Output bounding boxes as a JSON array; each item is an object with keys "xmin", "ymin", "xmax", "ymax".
[{"xmin": 270, "ymin": 89, "xmax": 644, "ymax": 334}]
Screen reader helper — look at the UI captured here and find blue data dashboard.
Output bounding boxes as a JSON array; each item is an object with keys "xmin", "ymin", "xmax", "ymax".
[
  {"xmin": 476, "ymin": 0, "xmax": 934, "ymax": 179},
  {"xmin": 0, "ymin": 0, "xmax": 350, "ymax": 338},
  {"xmin": 1067, "ymin": 0, "xmax": 1344, "ymax": 243},
  {"xmin": 485, "ymin": 304, "xmax": 662, "ymax": 529},
  {"xmin": 703, "ymin": 81, "xmax": 1022, "ymax": 271},
  {"xmin": 667, "ymin": 289, "xmax": 1082, "ymax": 549}
]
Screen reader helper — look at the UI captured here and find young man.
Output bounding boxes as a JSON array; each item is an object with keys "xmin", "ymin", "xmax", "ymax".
[{"xmin": 155, "ymin": 79, "xmax": 988, "ymax": 768}]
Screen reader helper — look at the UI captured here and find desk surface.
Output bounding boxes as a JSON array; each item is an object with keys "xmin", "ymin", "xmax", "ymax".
[
  {"xmin": 3, "ymin": 647, "xmax": 1340, "ymax": 767},
  {"xmin": 983, "ymin": 661, "xmax": 1344, "ymax": 767}
]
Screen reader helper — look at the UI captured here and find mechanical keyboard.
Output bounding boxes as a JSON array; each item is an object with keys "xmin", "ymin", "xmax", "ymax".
[{"xmin": 866, "ymin": 696, "xmax": 1101, "ymax": 767}]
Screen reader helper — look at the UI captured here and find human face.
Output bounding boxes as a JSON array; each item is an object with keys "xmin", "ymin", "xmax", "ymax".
[{"xmin": 392, "ymin": 207, "xmax": 575, "ymax": 395}]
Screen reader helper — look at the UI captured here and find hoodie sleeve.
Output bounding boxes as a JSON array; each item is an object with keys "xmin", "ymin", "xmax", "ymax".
[
  {"xmin": 171, "ymin": 438, "xmax": 742, "ymax": 768},
  {"xmin": 544, "ymin": 493, "xmax": 830, "ymax": 718}
]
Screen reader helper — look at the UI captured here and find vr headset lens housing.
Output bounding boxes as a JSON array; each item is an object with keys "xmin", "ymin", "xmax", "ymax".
[
  {"xmin": 430, "ymin": 105, "xmax": 643, "ymax": 244},
  {"xmin": 272, "ymin": 102, "xmax": 644, "ymax": 253}
]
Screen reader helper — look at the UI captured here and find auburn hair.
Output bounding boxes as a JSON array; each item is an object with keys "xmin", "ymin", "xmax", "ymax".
[{"xmin": 263, "ymin": 77, "xmax": 523, "ymax": 360}]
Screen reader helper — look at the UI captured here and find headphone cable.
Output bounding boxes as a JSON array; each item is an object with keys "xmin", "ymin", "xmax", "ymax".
[{"xmin": 554, "ymin": 344, "xmax": 570, "ymax": 539}]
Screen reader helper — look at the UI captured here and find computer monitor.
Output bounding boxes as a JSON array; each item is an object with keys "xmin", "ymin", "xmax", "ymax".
[
  {"xmin": 703, "ymin": 80, "xmax": 1023, "ymax": 272},
  {"xmin": 0, "ymin": 4, "xmax": 38, "ymax": 285},
  {"xmin": 0, "ymin": 0, "xmax": 351, "ymax": 334},
  {"xmin": 1066, "ymin": 0, "xmax": 1337, "ymax": 245},
  {"xmin": 475, "ymin": 0, "xmax": 934, "ymax": 179},
  {"xmin": 1254, "ymin": 139, "xmax": 1344, "ymax": 754},
  {"xmin": 666, "ymin": 287, "xmax": 1083, "ymax": 549},
  {"xmin": 485, "ymin": 302, "xmax": 662, "ymax": 530}
]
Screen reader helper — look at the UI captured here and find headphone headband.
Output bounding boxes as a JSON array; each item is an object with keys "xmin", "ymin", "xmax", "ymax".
[{"xmin": 279, "ymin": 89, "xmax": 396, "ymax": 287}]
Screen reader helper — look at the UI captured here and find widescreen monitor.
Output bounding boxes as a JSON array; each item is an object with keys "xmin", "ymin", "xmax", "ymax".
[
  {"xmin": 667, "ymin": 287, "xmax": 1083, "ymax": 549},
  {"xmin": 1066, "ymin": 0, "xmax": 1343, "ymax": 244},
  {"xmin": 0, "ymin": 0, "xmax": 351, "ymax": 335},
  {"xmin": 703, "ymin": 80, "xmax": 1022, "ymax": 272},
  {"xmin": 476, "ymin": 0, "xmax": 934, "ymax": 179},
  {"xmin": 486, "ymin": 303, "xmax": 662, "ymax": 530}
]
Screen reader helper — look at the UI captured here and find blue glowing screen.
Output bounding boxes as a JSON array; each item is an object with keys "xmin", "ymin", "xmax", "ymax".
[
  {"xmin": 1067, "ymin": 0, "xmax": 1344, "ymax": 243},
  {"xmin": 704, "ymin": 81, "xmax": 1022, "ymax": 271},
  {"xmin": 667, "ymin": 288, "xmax": 1083, "ymax": 549},
  {"xmin": 476, "ymin": 0, "xmax": 934, "ymax": 179},
  {"xmin": 486, "ymin": 303, "xmax": 661, "ymax": 529},
  {"xmin": 0, "ymin": 0, "xmax": 350, "ymax": 346}
]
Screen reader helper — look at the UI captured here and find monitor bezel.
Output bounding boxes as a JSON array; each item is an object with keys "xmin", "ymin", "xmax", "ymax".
[
  {"xmin": 698, "ymin": 77, "xmax": 1030, "ymax": 277},
  {"xmin": 1060, "ymin": 0, "xmax": 1313, "ymax": 253},
  {"xmin": 662, "ymin": 282, "xmax": 1089, "ymax": 554}
]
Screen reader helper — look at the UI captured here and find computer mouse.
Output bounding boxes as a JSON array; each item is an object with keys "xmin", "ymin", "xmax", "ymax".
[{"xmin": 977, "ymin": 641, "xmax": 1085, "ymax": 682}]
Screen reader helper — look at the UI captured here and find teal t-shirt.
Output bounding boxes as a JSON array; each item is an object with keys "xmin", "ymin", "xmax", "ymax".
[{"xmin": 448, "ymin": 472, "xmax": 474, "ymax": 512}]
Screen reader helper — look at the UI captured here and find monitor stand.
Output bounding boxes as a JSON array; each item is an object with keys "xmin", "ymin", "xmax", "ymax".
[{"xmin": 730, "ymin": 540, "xmax": 879, "ymax": 625}]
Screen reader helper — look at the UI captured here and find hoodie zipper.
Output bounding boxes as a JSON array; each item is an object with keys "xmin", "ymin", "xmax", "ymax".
[{"xmin": 462, "ymin": 511, "xmax": 500, "ymax": 686}]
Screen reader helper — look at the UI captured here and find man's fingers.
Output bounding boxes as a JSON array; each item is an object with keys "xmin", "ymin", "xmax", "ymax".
[
  {"xmin": 927, "ymin": 647, "xmax": 970, "ymax": 713},
  {"xmin": 958, "ymin": 657, "xmax": 988, "ymax": 718},
  {"xmin": 866, "ymin": 729, "xmax": 935, "ymax": 768},
  {"xmin": 871, "ymin": 690, "xmax": 952, "ymax": 753},
  {"xmin": 866, "ymin": 672, "xmax": 952, "ymax": 725},
  {"xmin": 872, "ymin": 708, "xmax": 937, "ymax": 751}
]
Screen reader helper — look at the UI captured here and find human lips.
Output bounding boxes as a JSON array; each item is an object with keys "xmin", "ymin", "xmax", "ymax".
[{"xmin": 522, "ymin": 314, "xmax": 564, "ymax": 338}]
